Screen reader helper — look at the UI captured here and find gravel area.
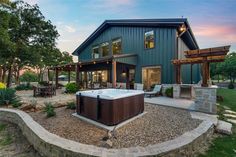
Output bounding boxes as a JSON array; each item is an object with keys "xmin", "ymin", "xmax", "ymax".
[{"xmin": 29, "ymin": 104, "xmax": 202, "ymax": 149}]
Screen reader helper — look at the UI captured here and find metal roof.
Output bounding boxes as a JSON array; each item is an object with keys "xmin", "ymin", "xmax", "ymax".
[{"xmin": 72, "ymin": 18, "xmax": 199, "ymax": 56}]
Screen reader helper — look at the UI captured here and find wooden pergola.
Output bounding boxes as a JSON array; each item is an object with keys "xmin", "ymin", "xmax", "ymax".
[{"xmin": 172, "ymin": 45, "xmax": 230, "ymax": 87}]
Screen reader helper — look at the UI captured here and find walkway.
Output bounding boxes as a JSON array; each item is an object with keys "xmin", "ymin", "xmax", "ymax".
[{"xmin": 144, "ymin": 96, "xmax": 195, "ymax": 111}]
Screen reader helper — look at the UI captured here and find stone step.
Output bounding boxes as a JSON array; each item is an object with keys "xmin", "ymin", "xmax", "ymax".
[
  {"xmin": 227, "ymin": 119, "xmax": 236, "ymax": 124},
  {"xmin": 223, "ymin": 114, "xmax": 236, "ymax": 119},
  {"xmin": 225, "ymin": 110, "xmax": 236, "ymax": 115},
  {"xmin": 216, "ymin": 120, "xmax": 232, "ymax": 135}
]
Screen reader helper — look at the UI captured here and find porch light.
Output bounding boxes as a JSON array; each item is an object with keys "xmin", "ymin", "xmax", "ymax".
[
  {"xmin": 80, "ymin": 65, "xmax": 82, "ymax": 68},
  {"xmin": 93, "ymin": 61, "xmax": 96, "ymax": 64},
  {"xmin": 106, "ymin": 61, "xmax": 109, "ymax": 64},
  {"xmin": 179, "ymin": 24, "xmax": 186, "ymax": 32}
]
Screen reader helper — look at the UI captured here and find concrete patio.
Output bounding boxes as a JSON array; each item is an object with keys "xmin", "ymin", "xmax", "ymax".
[{"xmin": 144, "ymin": 96, "xmax": 195, "ymax": 111}]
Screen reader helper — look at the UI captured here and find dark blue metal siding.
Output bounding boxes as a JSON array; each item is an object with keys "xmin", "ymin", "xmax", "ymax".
[{"xmin": 78, "ymin": 26, "xmax": 179, "ymax": 84}]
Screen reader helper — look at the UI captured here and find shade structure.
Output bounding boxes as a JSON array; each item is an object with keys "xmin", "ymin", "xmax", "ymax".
[{"xmin": 172, "ymin": 45, "xmax": 230, "ymax": 87}]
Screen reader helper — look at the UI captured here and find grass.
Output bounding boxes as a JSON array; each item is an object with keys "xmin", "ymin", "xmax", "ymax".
[
  {"xmin": 217, "ymin": 88, "xmax": 236, "ymax": 111},
  {"xmin": 0, "ymin": 134, "xmax": 13, "ymax": 146},
  {"xmin": 199, "ymin": 88, "xmax": 236, "ymax": 157},
  {"xmin": 0, "ymin": 123, "xmax": 13, "ymax": 146},
  {"xmin": 0, "ymin": 123, "xmax": 7, "ymax": 132}
]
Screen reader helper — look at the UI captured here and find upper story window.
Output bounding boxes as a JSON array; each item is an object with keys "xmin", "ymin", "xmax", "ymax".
[
  {"xmin": 112, "ymin": 38, "xmax": 122, "ymax": 55},
  {"xmin": 101, "ymin": 42, "xmax": 109, "ymax": 57},
  {"xmin": 92, "ymin": 46, "xmax": 99, "ymax": 59},
  {"xmin": 144, "ymin": 30, "xmax": 155, "ymax": 49}
]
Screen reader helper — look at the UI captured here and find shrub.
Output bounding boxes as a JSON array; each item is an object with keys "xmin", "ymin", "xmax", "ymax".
[
  {"xmin": 165, "ymin": 87, "xmax": 173, "ymax": 98},
  {"xmin": 20, "ymin": 71, "xmax": 38, "ymax": 83},
  {"xmin": 0, "ymin": 82, "xmax": 6, "ymax": 89},
  {"xmin": 38, "ymin": 81, "xmax": 49, "ymax": 86},
  {"xmin": 65, "ymin": 82, "xmax": 79, "ymax": 93},
  {"xmin": 228, "ymin": 82, "xmax": 235, "ymax": 89},
  {"xmin": 0, "ymin": 88, "xmax": 21, "ymax": 106},
  {"xmin": 66, "ymin": 102, "xmax": 76, "ymax": 110},
  {"xmin": 15, "ymin": 83, "xmax": 33, "ymax": 91},
  {"xmin": 44, "ymin": 103, "xmax": 56, "ymax": 117}
]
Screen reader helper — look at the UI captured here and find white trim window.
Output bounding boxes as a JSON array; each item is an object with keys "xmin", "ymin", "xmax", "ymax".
[
  {"xmin": 144, "ymin": 30, "xmax": 155, "ymax": 49},
  {"xmin": 101, "ymin": 42, "xmax": 109, "ymax": 57},
  {"xmin": 112, "ymin": 38, "xmax": 122, "ymax": 55},
  {"xmin": 92, "ymin": 46, "xmax": 99, "ymax": 59}
]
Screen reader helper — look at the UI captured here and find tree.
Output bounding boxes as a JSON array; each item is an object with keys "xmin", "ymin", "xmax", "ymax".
[{"xmin": 210, "ymin": 52, "xmax": 236, "ymax": 83}]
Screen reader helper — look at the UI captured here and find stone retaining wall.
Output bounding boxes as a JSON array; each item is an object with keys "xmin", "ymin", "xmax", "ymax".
[{"xmin": 0, "ymin": 108, "xmax": 214, "ymax": 157}]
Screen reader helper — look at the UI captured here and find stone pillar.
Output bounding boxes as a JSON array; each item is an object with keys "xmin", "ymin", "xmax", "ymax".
[
  {"xmin": 194, "ymin": 86, "xmax": 217, "ymax": 114},
  {"xmin": 173, "ymin": 84, "xmax": 180, "ymax": 98}
]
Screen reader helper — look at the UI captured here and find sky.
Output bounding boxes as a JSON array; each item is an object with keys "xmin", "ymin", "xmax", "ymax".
[{"xmin": 24, "ymin": 0, "xmax": 236, "ymax": 60}]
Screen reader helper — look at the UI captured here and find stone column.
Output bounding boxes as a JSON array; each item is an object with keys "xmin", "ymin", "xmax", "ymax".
[
  {"xmin": 193, "ymin": 86, "xmax": 217, "ymax": 114},
  {"xmin": 173, "ymin": 84, "xmax": 180, "ymax": 98}
]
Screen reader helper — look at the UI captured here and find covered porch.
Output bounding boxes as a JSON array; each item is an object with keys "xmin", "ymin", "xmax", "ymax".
[{"xmin": 49, "ymin": 54, "xmax": 137, "ymax": 89}]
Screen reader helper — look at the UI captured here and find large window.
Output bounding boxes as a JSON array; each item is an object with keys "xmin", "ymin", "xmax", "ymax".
[
  {"xmin": 144, "ymin": 30, "xmax": 155, "ymax": 49},
  {"xmin": 92, "ymin": 46, "xmax": 99, "ymax": 58},
  {"xmin": 142, "ymin": 66, "xmax": 161, "ymax": 89},
  {"xmin": 112, "ymin": 38, "xmax": 122, "ymax": 55},
  {"xmin": 101, "ymin": 42, "xmax": 109, "ymax": 57}
]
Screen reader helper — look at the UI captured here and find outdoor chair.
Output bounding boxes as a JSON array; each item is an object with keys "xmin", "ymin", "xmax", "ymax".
[
  {"xmin": 144, "ymin": 84, "xmax": 162, "ymax": 98},
  {"xmin": 134, "ymin": 83, "xmax": 144, "ymax": 90}
]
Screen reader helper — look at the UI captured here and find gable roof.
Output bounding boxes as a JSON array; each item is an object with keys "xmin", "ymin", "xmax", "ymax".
[{"xmin": 72, "ymin": 18, "xmax": 199, "ymax": 56}]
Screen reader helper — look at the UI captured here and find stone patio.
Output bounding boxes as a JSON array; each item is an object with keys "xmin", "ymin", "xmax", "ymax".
[
  {"xmin": 144, "ymin": 96, "xmax": 195, "ymax": 110},
  {"xmin": 16, "ymin": 89, "xmax": 75, "ymax": 110}
]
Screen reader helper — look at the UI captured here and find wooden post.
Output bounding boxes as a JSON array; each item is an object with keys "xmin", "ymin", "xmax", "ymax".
[
  {"xmin": 55, "ymin": 68, "xmax": 59, "ymax": 88},
  {"xmin": 84, "ymin": 71, "xmax": 87, "ymax": 89},
  {"xmin": 176, "ymin": 64, "xmax": 181, "ymax": 84},
  {"xmin": 126, "ymin": 68, "xmax": 130, "ymax": 89},
  {"xmin": 68, "ymin": 70, "xmax": 71, "ymax": 83},
  {"xmin": 201, "ymin": 58, "xmax": 208, "ymax": 87},
  {"xmin": 190, "ymin": 64, "xmax": 193, "ymax": 84},
  {"xmin": 112, "ymin": 60, "xmax": 117, "ymax": 88},
  {"xmin": 76, "ymin": 64, "xmax": 80, "ymax": 86}
]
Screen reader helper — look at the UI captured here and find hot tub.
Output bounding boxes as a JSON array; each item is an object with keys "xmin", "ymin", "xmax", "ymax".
[{"xmin": 76, "ymin": 89, "xmax": 144, "ymax": 126}]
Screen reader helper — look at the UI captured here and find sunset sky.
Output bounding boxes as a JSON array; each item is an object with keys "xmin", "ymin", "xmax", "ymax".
[{"xmin": 24, "ymin": 0, "xmax": 236, "ymax": 58}]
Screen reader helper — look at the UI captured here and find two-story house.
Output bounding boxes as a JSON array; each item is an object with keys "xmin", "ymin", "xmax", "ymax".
[{"xmin": 72, "ymin": 18, "xmax": 200, "ymax": 89}]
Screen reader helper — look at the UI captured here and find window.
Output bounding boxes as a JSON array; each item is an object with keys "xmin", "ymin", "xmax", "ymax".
[
  {"xmin": 92, "ymin": 46, "xmax": 99, "ymax": 58},
  {"xmin": 101, "ymin": 42, "xmax": 109, "ymax": 57},
  {"xmin": 112, "ymin": 38, "xmax": 122, "ymax": 55},
  {"xmin": 144, "ymin": 30, "xmax": 155, "ymax": 49}
]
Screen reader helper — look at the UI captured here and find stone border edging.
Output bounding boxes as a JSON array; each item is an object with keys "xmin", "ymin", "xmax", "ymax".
[{"xmin": 0, "ymin": 108, "xmax": 214, "ymax": 157}]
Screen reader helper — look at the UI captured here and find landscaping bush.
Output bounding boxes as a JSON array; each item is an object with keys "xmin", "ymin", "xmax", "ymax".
[
  {"xmin": 165, "ymin": 87, "xmax": 173, "ymax": 98},
  {"xmin": 0, "ymin": 82, "xmax": 6, "ymax": 89},
  {"xmin": 228, "ymin": 82, "xmax": 235, "ymax": 89},
  {"xmin": 15, "ymin": 83, "xmax": 33, "ymax": 91},
  {"xmin": 20, "ymin": 71, "xmax": 38, "ymax": 83},
  {"xmin": 65, "ymin": 82, "xmax": 80, "ymax": 93},
  {"xmin": 66, "ymin": 102, "xmax": 76, "ymax": 110},
  {"xmin": 0, "ymin": 88, "xmax": 21, "ymax": 107},
  {"xmin": 44, "ymin": 103, "xmax": 56, "ymax": 117}
]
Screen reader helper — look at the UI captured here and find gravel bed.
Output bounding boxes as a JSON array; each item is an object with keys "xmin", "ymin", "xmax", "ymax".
[{"xmin": 29, "ymin": 104, "xmax": 202, "ymax": 149}]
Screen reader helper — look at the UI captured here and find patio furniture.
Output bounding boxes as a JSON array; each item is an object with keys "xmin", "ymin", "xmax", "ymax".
[
  {"xmin": 33, "ymin": 85, "xmax": 56, "ymax": 97},
  {"xmin": 116, "ymin": 82, "xmax": 126, "ymax": 89},
  {"xmin": 144, "ymin": 84, "xmax": 162, "ymax": 98},
  {"xmin": 134, "ymin": 83, "xmax": 144, "ymax": 90},
  {"xmin": 93, "ymin": 83, "xmax": 100, "ymax": 89}
]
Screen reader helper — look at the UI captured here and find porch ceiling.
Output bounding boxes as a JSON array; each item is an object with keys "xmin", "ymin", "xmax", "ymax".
[{"xmin": 49, "ymin": 54, "xmax": 137, "ymax": 71}]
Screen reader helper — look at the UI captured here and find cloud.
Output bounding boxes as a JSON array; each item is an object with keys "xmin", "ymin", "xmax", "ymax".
[
  {"xmin": 192, "ymin": 24, "xmax": 236, "ymax": 50},
  {"xmin": 64, "ymin": 25, "xmax": 76, "ymax": 33}
]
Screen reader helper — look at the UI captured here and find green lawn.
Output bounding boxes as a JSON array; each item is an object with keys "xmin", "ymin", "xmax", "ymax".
[{"xmin": 199, "ymin": 88, "xmax": 236, "ymax": 157}]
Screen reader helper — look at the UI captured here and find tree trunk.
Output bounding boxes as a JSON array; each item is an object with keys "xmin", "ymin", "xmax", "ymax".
[
  {"xmin": 2, "ymin": 66, "xmax": 6, "ymax": 83},
  {"xmin": 6, "ymin": 65, "xmax": 12, "ymax": 87},
  {"xmin": 218, "ymin": 74, "xmax": 219, "ymax": 83},
  {"xmin": 0, "ymin": 66, "xmax": 2, "ymax": 82},
  {"xmin": 15, "ymin": 69, "xmax": 20, "ymax": 85}
]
